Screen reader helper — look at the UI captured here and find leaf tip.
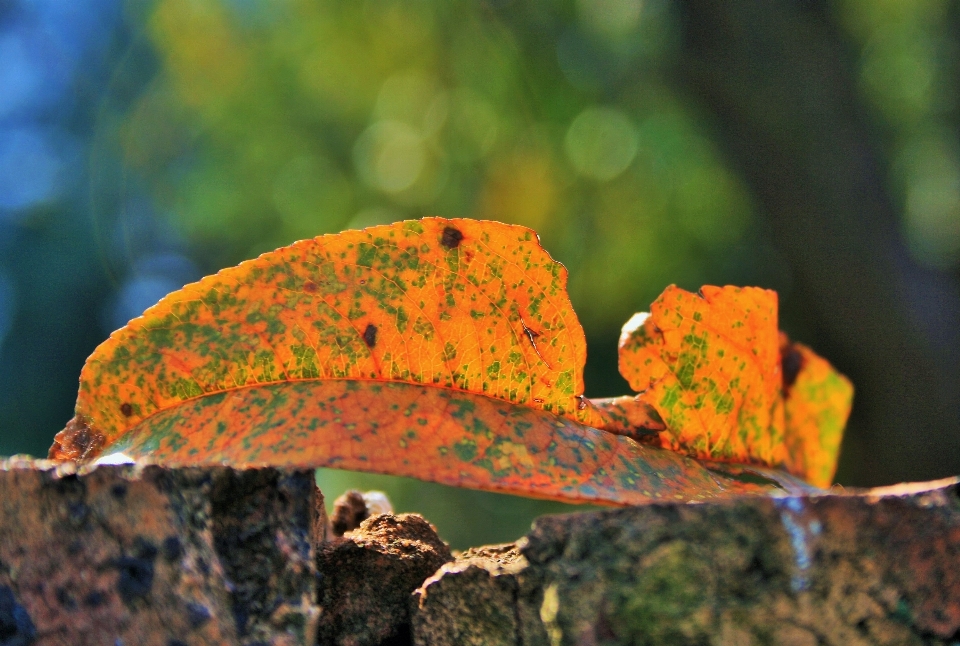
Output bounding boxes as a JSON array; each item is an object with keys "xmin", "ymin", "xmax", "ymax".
[{"xmin": 48, "ymin": 415, "xmax": 105, "ymax": 463}]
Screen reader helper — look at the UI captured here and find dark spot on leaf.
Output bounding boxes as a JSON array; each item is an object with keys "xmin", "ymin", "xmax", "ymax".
[
  {"xmin": 0, "ymin": 585, "xmax": 37, "ymax": 645},
  {"xmin": 233, "ymin": 607, "xmax": 250, "ymax": 637},
  {"xmin": 363, "ymin": 324, "xmax": 377, "ymax": 348},
  {"xmin": 303, "ymin": 281, "xmax": 318, "ymax": 293},
  {"xmin": 781, "ymin": 344, "xmax": 804, "ymax": 393},
  {"xmin": 441, "ymin": 226, "xmax": 464, "ymax": 249},
  {"xmin": 120, "ymin": 403, "xmax": 133, "ymax": 417},
  {"xmin": 111, "ymin": 483, "xmax": 127, "ymax": 499},
  {"xmin": 134, "ymin": 537, "xmax": 159, "ymax": 561}
]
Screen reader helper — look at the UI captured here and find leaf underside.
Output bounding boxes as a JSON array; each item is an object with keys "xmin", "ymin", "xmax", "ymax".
[{"xmin": 102, "ymin": 379, "xmax": 773, "ymax": 505}]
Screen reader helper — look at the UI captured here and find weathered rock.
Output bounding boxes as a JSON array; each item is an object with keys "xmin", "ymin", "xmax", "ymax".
[
  {"xmin": 0, "ymin": 458, "xmax": 319, "ymax": 646},
  {"xmin": 412, "ymin": 543, "xmax": 535, "ymax": 646},
  {"xmin": 412, "ymin": 478, "xmax": 960, "ymax": 646},
  {"xmin": 4, "ymin": 456, "xmax": 958, "ymax": 645},
  {"xmin": 316, "ymin": 513, "xmax": 452, "ymax": 646}
]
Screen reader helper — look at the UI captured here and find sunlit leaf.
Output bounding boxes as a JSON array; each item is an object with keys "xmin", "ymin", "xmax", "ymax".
[
  {"xmin": 50, "ymin": 218, "xmax": 778, "ymax": 505},
  {"xmin": 99, "ymin": 379, "xmax": 769, "ymax": 505},
  {"xmin": 55, "ymin": 218, "xmax": 599, "ymax": 450},
  {"xmin": 617, "ymin": 284, "xmax": 853, "ymax": 486},
  {"xmin": 618, "ymin": 285, "xmax": 785, "ymax": 462},
  {"xmin": 780, "ymin": 336, "xmax": 854, "ymax": 488}
]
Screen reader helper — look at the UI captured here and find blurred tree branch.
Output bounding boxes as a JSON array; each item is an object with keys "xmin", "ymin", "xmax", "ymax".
[{"xmin": 673, "ymin": 0, "xmax": 960, "ymax": 484}]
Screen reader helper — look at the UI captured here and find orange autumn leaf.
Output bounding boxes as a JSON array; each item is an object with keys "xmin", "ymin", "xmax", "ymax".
[
  {"xmin": 780, "ymin": 336, "xmax": 854, "ymax": 488},
  {"xmin": 49, "ymin": 218, "xmax": 776, "ymax": 505},
  {"xmin": 53, "ymin": 218, "xmax": 600, "ymax": 455},
  {"xmin": 95, "ymin": 380, "xmax": 771, "ymax": 505},
  {"xmin": 618, "ymin": 284, "xmax": 853, "ymax": 487},
  {"xmin": 618, "ymin": 285, "xmax": 786, "ymax": 462}
]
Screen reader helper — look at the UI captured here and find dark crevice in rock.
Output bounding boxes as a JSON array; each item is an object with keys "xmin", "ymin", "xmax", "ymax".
[
  {"xmin": 112, "ymin": 537, "xmax": 158, "ymax": 604},
  {"xmin": 373, "ymin": 623, "xmax": 413, "ymax": 646},
  {"xmin": 0, "ymin": 585, "xmax": 36, "ymax": 646},
  {"xmin": 210, "ymin": 468, "xmax": 315, "ymax": 643},
  {"xmin": 512, "ymin": 576, "xmax": 523, "ymax": 646},
  {"xmin": 211, "ymin": 470, "xmax": 280, "ymax": 637}
]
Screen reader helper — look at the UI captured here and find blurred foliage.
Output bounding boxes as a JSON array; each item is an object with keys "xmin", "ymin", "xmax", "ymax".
[
  {"xmin": 125, "ymin": 0, "xmax": 757, "ymax": 334},
  {"xmin": 835, "ymin": 0, "xmax": 960, "ymax": 268},
  {"xmin": 0, "ymin": 0, "xmax": 957, "ymax": 548}
]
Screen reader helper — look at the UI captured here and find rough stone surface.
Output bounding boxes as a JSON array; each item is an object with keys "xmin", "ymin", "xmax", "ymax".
[
  {"xmin": 412, "ymin": 543, "xmax": 532, "ymax": 646},
  {"xmin": 412, "ymin": 478, "xmax": 960, "ymax": 646},
  {"xmin": 0, "ymin": 458, "xmax": 318, "ymax": 646},
  {"xmin": 316, "ymin": 513, "xmax": 452, "ymax": 646},
  {"xmin": 3, "ymin": 457, "xmax": 958, "ymax": 645}
]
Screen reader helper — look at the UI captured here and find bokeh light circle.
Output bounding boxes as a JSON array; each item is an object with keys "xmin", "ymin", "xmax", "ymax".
[
  {"xmin": 353, "ymin": 120, "xmax": 426, "ymax": 194},
  {"xmin": 564, "ymin": 106, "xmax": 638, "ymax": 181}
]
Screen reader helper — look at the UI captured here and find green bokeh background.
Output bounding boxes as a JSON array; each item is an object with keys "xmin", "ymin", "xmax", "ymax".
[{"xmin": 1, "ymin": 0, "xmax": 958, "ymax": 549}]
